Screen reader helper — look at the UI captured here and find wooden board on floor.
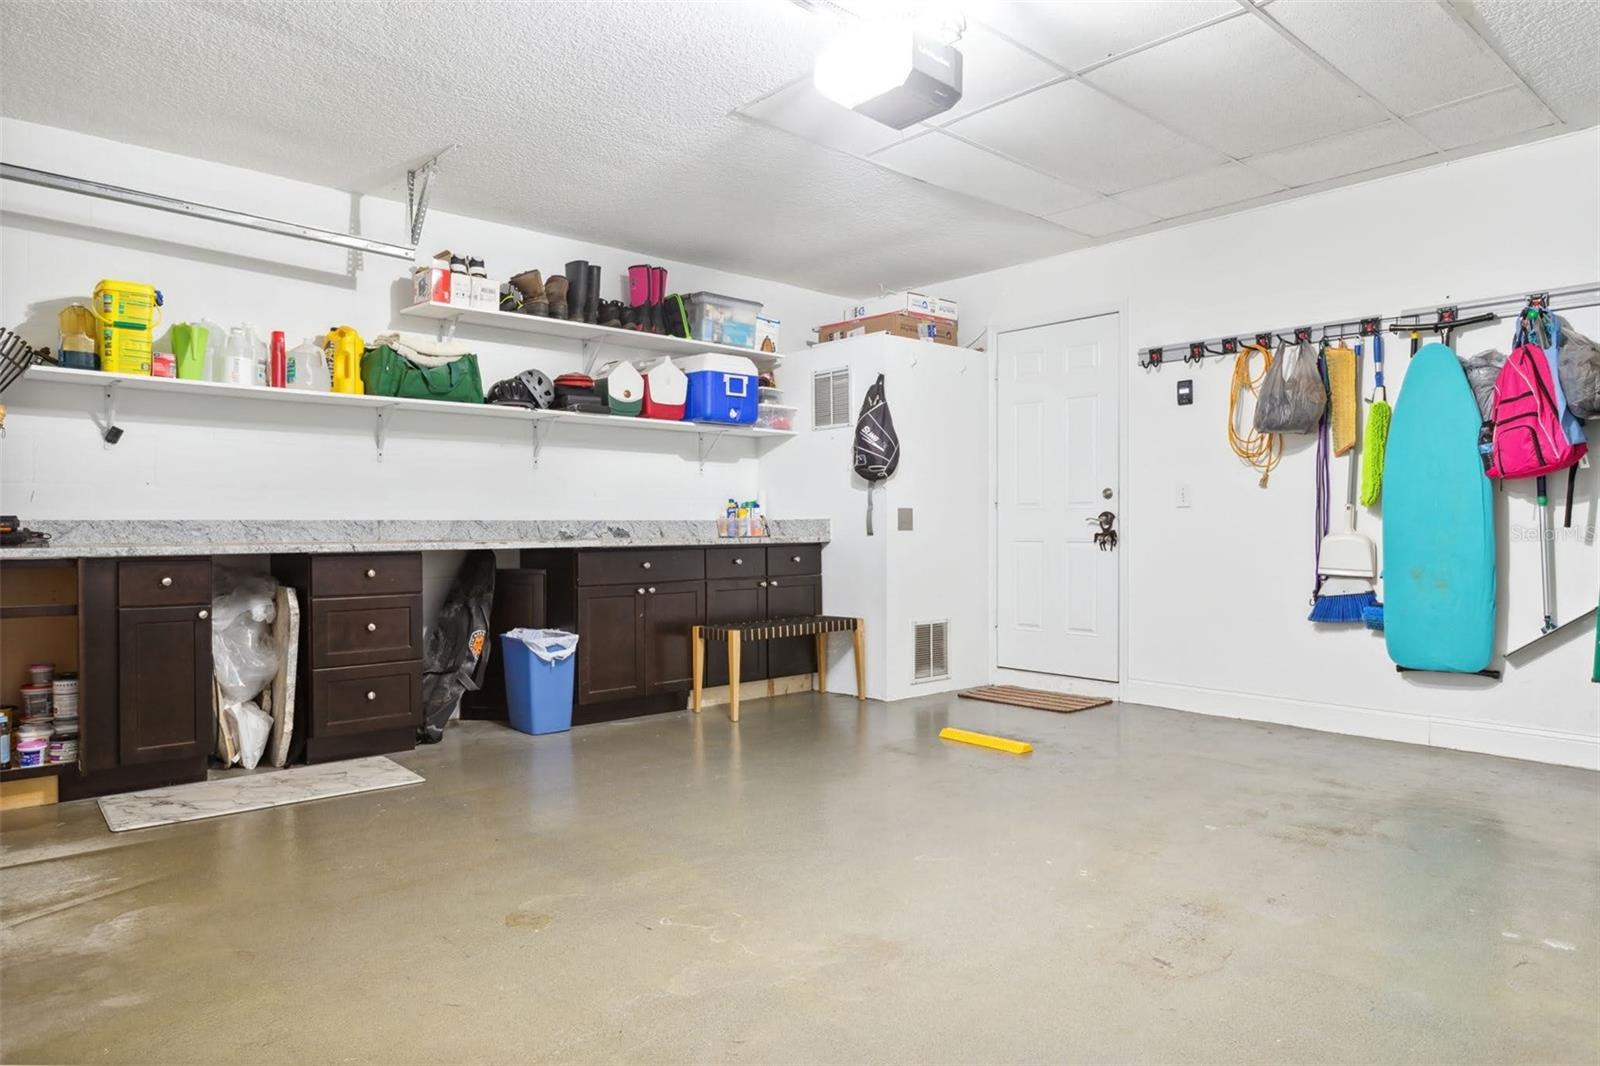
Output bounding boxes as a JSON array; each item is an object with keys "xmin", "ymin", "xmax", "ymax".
[{"xmin": 957, "ymin": 686, "xmax": 1110, "ymax": 714}]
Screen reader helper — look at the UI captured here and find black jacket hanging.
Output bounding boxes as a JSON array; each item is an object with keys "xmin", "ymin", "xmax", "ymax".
[{"xmin": 853, "ymin": 373, "xmax": 900, "ymax": 534}]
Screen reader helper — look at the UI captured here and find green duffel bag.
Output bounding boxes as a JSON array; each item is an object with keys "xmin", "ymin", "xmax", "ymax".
[{"xmin": 361, "ymin": 344, "xmax": 484, "ymax": 403}]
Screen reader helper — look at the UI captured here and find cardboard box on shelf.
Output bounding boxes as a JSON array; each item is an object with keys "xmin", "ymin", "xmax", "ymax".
[
  {"xmin": 413, "ymin": 265, "xmax": 450, "ymax": 305},
  {"xmin": 471, "ymin": 275, "xmax": 499, "ymax": 311},
  {"xmin": 843, "ymin": 291, "xmax": 958, "ymax": 323},
  {"xmin": 817, "ymin": 311, "xmax": 957, "ymax": 346}
]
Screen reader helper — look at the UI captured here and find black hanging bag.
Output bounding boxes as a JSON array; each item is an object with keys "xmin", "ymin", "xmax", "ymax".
[{"xmin": 853, "ymin": 373, "xmax": 901, "ymax": 535}]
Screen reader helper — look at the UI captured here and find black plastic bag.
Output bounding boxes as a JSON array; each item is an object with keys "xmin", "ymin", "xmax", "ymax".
[
  {"xmin": 420, "ymin": 550, "xmax": 496, "ymax": 743},
  {"xmin": 853, "ymin": 373, "xmax": 900, "ymax": 535}
]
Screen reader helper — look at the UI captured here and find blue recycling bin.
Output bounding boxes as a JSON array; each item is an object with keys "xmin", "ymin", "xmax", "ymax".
[{"xmin": 500, "ymin": 629, "xmax": 579, "ymax": 736}]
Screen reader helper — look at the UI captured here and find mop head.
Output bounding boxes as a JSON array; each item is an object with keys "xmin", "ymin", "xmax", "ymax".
[
  {"xmin": 1309, "ymin": 576, "xmax": 1377, "ymax": 624},
  {"xmin": 1327, "ymin": 346, "xmax": 1357, "ymax": 456},
  {"xmin": 1360, "ymin": 400, "xmax": 1391, "ymax": 507}
]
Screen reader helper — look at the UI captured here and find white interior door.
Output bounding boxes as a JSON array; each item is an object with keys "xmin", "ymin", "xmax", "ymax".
[{"xmin": 997, "ymin": 314, "xmax": 1120, "ymax": 681}]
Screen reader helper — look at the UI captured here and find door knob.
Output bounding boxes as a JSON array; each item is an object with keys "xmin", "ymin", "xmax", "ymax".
[
  {"xmin": 197, "ymin": 609, "xmax": 209, "ymax": 620},
  {"xmin": 365, "ymin": 568, "xmax": 377, "ymax": 578},
  {"xmin": 1102, "ymin": 487, "xmax": 1113, "ymax": 500},
  {"xmin": 366, "ymin": 622, "xmax": 377, "ymax": 632},
  {"xmin": 366, "ymin": 691, "xmax": 377, "ymax": 701},
  {"xmin": 160, "ymin": 576, "xmax": 173, "ymax": 587}
]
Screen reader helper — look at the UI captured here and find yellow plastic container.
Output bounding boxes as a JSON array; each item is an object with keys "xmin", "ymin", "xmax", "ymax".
[
  {"xmin": 325, "ymin": 326, "xmax": 364, "ymax": 395},
  {"xmin": 90, "ymin": 280, "xmax": 163, "ymax": 375}
]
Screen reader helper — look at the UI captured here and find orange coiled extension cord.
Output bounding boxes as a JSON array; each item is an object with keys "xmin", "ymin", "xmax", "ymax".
[{"xmin": 1229, "ymin": 342, "xmax": 1282, "ymax": 487}]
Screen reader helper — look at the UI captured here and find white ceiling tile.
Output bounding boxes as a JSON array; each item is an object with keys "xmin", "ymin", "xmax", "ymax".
[
  {"xmin": 1466, "ymin": 0, "xmax": 1600, "ymax": 128},
  {"xmin": 1044, "ymin": 198, "xmax": 1159, "ymax": 238},
  {"xmin": 947, "ymin": 80, "xmax": 1226, "ymax": 195},
  {"xmin": 737, "ymin": 78, "xmax": 911, "ymax": 157},
  {"xmin": 870, "ymin": 131, "xmax": 1098, "ymax": 216},
  {"xmin": 1406, "ymin": 86, "xmax": 1557, "ymax": 150},
  {"xmin": 1244, "ymin": 121, "xmax": 1435, "ymax": 188},
  {"xmin": 1085, "ymin": 15, "xmax": 1387, "ymax": 156},
  {"xmin": 979, "ymin": 1, "xmax": 1240, "ymax": 73},
  {"xmin": 1266, "ymin": 0, "xmax": 1514, "ymax": 115},
  {"xmin": 1114, "ymin": 163, "xmax": 1285, "ymax": 220},
  {"xmin": 930, "ymin": 24, "xmax": 1061, "ymax": 126}
]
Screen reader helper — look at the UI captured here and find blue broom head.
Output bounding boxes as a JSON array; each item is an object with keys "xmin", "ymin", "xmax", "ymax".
[
  {"xmin": 1362, "ymin": 602, "xmax": 1385, "ymax": 631},
  {"xmin": 1308, "ymin": 590, "xmax": 1378, "ymax": 624}
]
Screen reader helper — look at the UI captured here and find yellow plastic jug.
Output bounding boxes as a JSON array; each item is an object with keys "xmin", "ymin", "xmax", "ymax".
[
  {"xmin": 325, "ymin": 326, "xmax": 364, "ymax": 395},
  {"xmin": 89, "ymin": 280, "xmax": 163, "ymax": 375}
]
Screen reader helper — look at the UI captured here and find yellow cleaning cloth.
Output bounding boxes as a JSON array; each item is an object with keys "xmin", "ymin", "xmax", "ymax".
[{"xmin": 1326, "ymin": 346, "xmax": 1357, "ymax": 456}]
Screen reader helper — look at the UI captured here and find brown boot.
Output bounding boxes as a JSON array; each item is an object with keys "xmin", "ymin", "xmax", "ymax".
[
  {"xmin": 544, "ymin": 275, "xmax": 569, "ymax": 320},
  {"xmin": 510, "ymin": 270, "xmax": 547, "ymax": 316}
]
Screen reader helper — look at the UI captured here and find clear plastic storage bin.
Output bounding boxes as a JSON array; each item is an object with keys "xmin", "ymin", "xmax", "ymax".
[
  {"xmin": 756, "ymin": 402, "xmax": 798, "ymax": 430},
  {"xmin": 686, "ymin": 292, "xmax": 762, "ymax": 350}
]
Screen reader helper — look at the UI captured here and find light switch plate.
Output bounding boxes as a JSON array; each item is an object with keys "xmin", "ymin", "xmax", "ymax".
[
  {"xmin": 1176, "ymin": 484, "xmax": 1192, "ymax": 509},
  {"xmin": 897, "ymin": 507, "xmax": 914, "ymax": 531}
]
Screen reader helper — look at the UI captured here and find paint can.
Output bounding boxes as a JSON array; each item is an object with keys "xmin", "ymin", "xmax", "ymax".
[
  {"xmin": 19, "ymin": 684, "xmax": 52, "ymax": 720},
  {"xmin": 16, "ymin": 737, "xmax": 47, "ymax": 768},
  {"xmin": 27, "ymin": 662, "xmax": 54, "ymax": 686}
]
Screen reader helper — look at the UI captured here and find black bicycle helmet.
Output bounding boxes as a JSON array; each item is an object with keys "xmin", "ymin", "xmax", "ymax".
[
  {"xmin": 487, "ymin": 369, "xmax": 556, "ymax": 410},
  {"xmin": 517, "ymin": 369, "xmax": 555, "ymax": 409}
]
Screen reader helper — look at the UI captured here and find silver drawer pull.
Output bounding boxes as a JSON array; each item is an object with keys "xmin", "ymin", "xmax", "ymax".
[
  {"xmin": 366, "ymin": 622, "xmax": 377, "ymax": 632},
  {"xmin": 160, "ymin": 576, "xmax": 173, "ymax": 587},
  {"xmin": 365, "ymin": 568, "xmax": 377, "ymax": 578},
  {"xmin": 734, "ymin": 557, "xmax": 743, "ymax": 565},
  {"xmin": 791, "ymin": 555, "xmax": 801, "ymax": 563},
  {"xmin": 366, "ymin": 691, "xmax": 377, "ymax": 701},
  {"xmin": 197, "ymin": 609, "xmax": 209, "ymax": 620},
  {"xmin": 641, "ymin": 561, "xmax": 652, "ymax": 570}
]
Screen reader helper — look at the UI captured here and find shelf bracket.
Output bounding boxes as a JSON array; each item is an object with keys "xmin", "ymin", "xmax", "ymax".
[
  {"xmin": 96, "ymin": 382, "xmax": 124, "ymax": 446},
  {"xmin": 582, "ymin": 338, "xmax": 607, "ymax": 375},
  {"xmin": 436, "ymin": 313, "xmax": 461, "ymax": 344},
  {"xmin": 374, "ymin": 404, "xmax": 396, "ymax": 461},
  {"xmin": 696, "ymin": 430, "xmax": 728, "ymax": 473},
  {"xmin": 530, "ymin": 419, "xmax": 547, "ymax": 468},
  {"xmin": 407, "ymin": 147, "xmax": 455, "ymax": 247}
]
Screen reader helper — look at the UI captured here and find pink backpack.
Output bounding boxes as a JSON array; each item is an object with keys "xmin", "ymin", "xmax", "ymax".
[{"xmin": 1485, "ymin": 338, "xmax": 1588, "ymax": 479}]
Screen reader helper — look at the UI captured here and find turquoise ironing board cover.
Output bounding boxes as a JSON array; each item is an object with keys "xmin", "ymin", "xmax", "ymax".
[{"xmin": 1383, "ymin": 342, "xmax": 1496, "ymax": 672}]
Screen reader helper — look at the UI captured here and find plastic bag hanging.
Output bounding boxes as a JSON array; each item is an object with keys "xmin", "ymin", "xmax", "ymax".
[{"xmin": 853, "ymin": 373, "xmax": 900, "ymax": 535}]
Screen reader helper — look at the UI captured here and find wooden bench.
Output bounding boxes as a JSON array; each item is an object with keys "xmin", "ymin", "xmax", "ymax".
[{"xmin": 691, "ymin": 616, "xmax": 865, "ymax": 721}]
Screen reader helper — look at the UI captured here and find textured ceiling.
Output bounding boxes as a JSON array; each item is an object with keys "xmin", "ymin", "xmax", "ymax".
[{"xmin": 1, "ymin": 0, "xmax": 1596, "ymax": 296}]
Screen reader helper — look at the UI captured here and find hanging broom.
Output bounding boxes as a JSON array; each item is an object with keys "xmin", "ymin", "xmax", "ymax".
[
  {"xmin": 1360, "ymin": 332, "xmax": 1390, "ymax": 506},
  {"xmin": 1310, "ymin": 342, "xmax": 1379, "ymax": 623}
]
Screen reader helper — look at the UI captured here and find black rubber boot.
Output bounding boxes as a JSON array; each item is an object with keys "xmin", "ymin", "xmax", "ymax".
[
  {"xmin": 585, "ymin": 265, "xmax": 602, "ymax": 325},
  {"xmin": 565, "ymin": 260, "xmax": 589, "ymax": 324}
]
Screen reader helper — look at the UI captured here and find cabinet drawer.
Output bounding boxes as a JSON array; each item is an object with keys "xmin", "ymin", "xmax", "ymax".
[
  {"xmin": 311, "ymin": 594, "xmax": 423, "ymax": 668},
  {"xmin": 767, "ymin": 544, "xmax": 822, "ymax": 577},
  {"xmin": 577, "ymin": 548, "xmax": 704, "ymax": 586},
  {"xmin": 118, "ymin": 559, "xmax": 212, "ymax": 607},
  {"xmin": 311, "ymin": 662, "xmax": 420, "ymax": 737},
  {"xmin": 706, "ymin": 547, "xmax": 766, "ymax": 579},
  {"xmin": 310, "ymin": 553, "xmax": 423, "ymax": 599}
]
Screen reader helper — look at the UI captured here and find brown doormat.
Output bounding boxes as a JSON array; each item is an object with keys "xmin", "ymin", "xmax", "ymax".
[{"xmin": 957, "ymin": 686, "xmax": 1110, "ymax": 714}]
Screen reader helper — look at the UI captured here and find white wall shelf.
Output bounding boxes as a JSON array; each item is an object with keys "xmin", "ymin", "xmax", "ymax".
[
  {"xmin": 20, "ymin": 365, "xmax": 792, "ymax": 467},
  {"xmin": 400, "ymin": 300, "xmax": 782, "ymax": 373}
]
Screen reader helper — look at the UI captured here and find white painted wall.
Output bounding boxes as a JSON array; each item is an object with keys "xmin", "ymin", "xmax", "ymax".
[
  {"xmin": 758, "ymin": 334, "xmax": 989, "ymax": 701},
  {"xmin": 935, "ymin": 130, "xmax": 1600, "ymax": 769},
  {"xmin": 0, "ymin": 118, "xmax": 844, "ymax": 522}
]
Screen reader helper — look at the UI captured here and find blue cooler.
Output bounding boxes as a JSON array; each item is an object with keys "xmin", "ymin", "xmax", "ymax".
[
  {"xmin": 680, "ymin": 353, "xmax": 758, "ymax": 424},
  {"xmin": 501, "ymin": 629, "xmax": 579, "ymax": 735}
]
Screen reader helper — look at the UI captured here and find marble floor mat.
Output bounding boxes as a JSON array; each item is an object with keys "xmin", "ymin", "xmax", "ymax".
[{"xmin": 97, "ymin": 756, "xmax": 423, "ymax": 832}]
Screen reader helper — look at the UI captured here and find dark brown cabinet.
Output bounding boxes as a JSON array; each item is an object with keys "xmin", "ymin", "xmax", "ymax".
[
  {"xmin": 116, "ymin": 604, "xmax": 212, "ymax": 765},
  {"xmin": 643, "ymin": 581, "xmax": 705, "ymax": 694},
  {"xmin": 577, "ymin": 584, "xmax": 648, "ymax": 702},
  {"xmin": 765, "ymin": 573, "xmax": 822, "ymax": 678},
  {"xmin": 705, "ymin": 578, "xmax": 768, "ymax": 685}
]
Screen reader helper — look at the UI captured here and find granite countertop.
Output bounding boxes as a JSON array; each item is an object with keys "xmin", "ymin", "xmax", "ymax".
[{"xmin": 0, "ymin": 519, "xmax": 831, "ymax": 560}]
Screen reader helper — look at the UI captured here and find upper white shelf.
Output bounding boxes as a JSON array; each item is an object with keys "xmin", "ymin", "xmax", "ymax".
[{"xmin": 400, "ymin": 300, "xmax": 782, "ymax": 372}]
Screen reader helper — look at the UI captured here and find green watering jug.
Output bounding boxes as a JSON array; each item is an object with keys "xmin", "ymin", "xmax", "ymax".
[{"xmin": 171, "ymin": 322, "xmax": 208, "ymax": 380}]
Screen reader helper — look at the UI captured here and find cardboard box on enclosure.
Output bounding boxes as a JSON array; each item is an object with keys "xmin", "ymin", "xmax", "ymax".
[{"xmin": 817, "ymin": 311, "xmax": 957, "ymax": 346}]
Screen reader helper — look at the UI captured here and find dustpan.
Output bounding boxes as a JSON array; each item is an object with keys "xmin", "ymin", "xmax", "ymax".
[{"xmin": 1319, "ymin": 503, "xmax": 1377, "ymax": 577}]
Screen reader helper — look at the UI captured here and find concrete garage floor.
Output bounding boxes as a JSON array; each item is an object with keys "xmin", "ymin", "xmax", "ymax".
[{"xmin": 2, "ymin": 694, "xmax": 1596, "ymax": 1065}]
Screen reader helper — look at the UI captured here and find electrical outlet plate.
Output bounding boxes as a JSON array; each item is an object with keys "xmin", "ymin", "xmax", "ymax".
[{"xmin": 1176, "ymin": 484, "xmax": 1192, "ymax": 508}]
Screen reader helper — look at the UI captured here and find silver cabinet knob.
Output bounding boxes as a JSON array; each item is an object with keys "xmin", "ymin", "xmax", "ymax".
[
  {"xmin": 791, "ymin": 555, "xmax": 801, "ymax": 563},
  {"xmin": 647, "ymin": 586, "xmax": 656, "ymax": 594},
  {"xmin": 641, "ymin": 561, "xmax": 652, "ymax": 570},
  {"xmin": 366, "ymin": 691, "xmax": 377, "ymax": 701},
  {"xmin": 758, "ymin": 580, "xmax": 768, "ymax": 588},
  {"xmin": 636, "ymin": 587, "xmax": 646, "ymax": 595},
  {"xmin": 770, "ymin": 578, "xmax": 779, "ymax": 586},
  {"xmin": 365, "ymin": 568, "xmax": 377, "ymax": 578},
  {"xmin": 197, "ymin": 609, "xmax": 209, "ymax": 620},
  {"xmin": 366, "ymin": 622, "xmax": 377, "ymax": 632},
  {"xmin": 160, "ymin": 576, "xmax": 173, "ymax": 587},
  {"xmin": 733, "ymin": 557, "xmax": 743, "ymax": 565}
]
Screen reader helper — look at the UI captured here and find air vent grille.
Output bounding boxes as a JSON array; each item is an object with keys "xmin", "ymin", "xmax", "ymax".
[
  {"xmin": 913, "ymin": 621, "xmax": 948, "ymax": 682},
  {"xmin": 812, "ymin": 367, "xmax": 851, "ymax": 429}
]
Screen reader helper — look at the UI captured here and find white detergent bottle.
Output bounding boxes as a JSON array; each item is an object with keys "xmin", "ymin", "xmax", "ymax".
[{"xmin": 224, "ymin": 327, "xmax": 256, "ymax": 385}]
